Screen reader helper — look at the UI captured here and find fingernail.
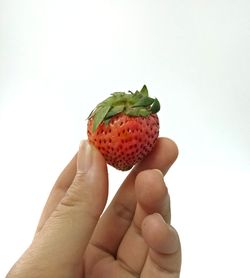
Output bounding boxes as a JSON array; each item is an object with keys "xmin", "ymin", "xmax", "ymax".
[{"xmin": 77, "ymin": 140, "xmax": 93, "ymax": 173}]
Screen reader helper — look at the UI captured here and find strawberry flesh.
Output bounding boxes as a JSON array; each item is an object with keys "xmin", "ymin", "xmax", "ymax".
[{"xmin": 87, "ymin": 113, "xmax": 159, "ymax": 171}]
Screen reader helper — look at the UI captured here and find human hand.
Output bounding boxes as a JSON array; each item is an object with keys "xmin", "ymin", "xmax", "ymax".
[{"xmin": 7, "ymin": 138, "xmax": 181, "ymax": 278}]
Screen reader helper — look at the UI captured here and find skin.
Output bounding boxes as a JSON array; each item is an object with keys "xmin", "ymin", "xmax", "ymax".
[{"xmin": 6, "ymin": 137, "xmax": 181, "ymax": 278}]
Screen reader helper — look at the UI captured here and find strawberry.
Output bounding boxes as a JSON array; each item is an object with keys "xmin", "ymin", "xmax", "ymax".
[{"xmin": 87, "ymin": 85, "xmax": 160, "ymax": 171}]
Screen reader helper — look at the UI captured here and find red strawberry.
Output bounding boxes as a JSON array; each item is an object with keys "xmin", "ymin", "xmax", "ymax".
[{"xmin": 87, "ymin": 85, "xmax": 160, "ymax": 171}]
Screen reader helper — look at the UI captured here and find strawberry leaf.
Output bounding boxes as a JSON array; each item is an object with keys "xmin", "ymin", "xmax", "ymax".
[
  {"xmin": 104, "ymin": 118, "xmax": 111, "ymax": 126},
  {"xmin": 87, "ymin": 108, "xmax": 95, "ymax": 119},
  {"xmin": 151, "ymin": 98, "xmax": 160, "ymax": 113},
  {"xmin": 126, "ymin": 107, "xmax": 150, "ymax": 117},
  {"xmin": 88, "ymin": 85, "xmax": 160, "ymax": 129},
  {"xmin": 111, "ymin": 92, "xmax": 126, "ymax": 98},
  {"xmin": 132, "ymin": 96, "xmax": 154, "ymax": 107},
  {"xmin": 106, "ymin": 104, "xmax": 125, "ymax": 118},
  {"xmin": 93, "ymin": 105, "xmax": 111, "ymax": 132},
  {"xmin": 133, "ymin": 90, "xmax": 141, "ymax": 99},
  {"xmin": 140, "ymin": 85, "xmax": 148, "ymax": 97},
  {"xmin": 139, "ymin": 108, "xmax": 151, "ymax": 116},
  {"xmin": 126, "ymin": 107, "xmax": 140, "ymax": 116}
]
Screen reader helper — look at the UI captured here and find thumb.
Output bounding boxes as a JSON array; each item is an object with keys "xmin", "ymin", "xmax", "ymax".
[{"xmin": 37, "ymin": 140, "xmax": 108, "ymax": 263}]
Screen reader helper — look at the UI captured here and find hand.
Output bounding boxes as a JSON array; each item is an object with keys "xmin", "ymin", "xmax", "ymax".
[{"xmin": 7, "ymin": 138, "xmax": 181, "ymax": 278}]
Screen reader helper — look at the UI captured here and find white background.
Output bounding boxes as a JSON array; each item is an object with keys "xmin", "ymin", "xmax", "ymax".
[{"xmin": 1, "ymin": 0, "xmax": 250, "ymax": 277}]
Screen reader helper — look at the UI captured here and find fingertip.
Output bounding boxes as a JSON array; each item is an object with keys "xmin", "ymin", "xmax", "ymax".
[
  {"xmin": 159, "ymin": 137, "xmax": 179, "ymax": 164},
  {"xmin": 68, "ymin": 140, "xmax": 108, "ymax": 216},
  {"xmin": 133, "ymin": 137, "xmax": 179, "ymax": 176},
  {"xmin": 135, "ymin": 168, "xmax": 164, "ymax": 187},
  {"xmin": 142, "ymin": 213, "xmax": 179, "ymax": 254},
  {"xmin": 78, "ymin": 140, "xmax": 107, "ymax": 173},
  {"xmin": 134, "ymin": 169, "xmax": 168, "ymax": 213}
]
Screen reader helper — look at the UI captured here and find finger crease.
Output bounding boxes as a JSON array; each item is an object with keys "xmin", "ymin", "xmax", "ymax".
[
  {"xmin": 117, "ymin": 256, "xmax": 140, "ymax": 277},
  {"xmin": 150, "ymin": 253, "xmax": 180, "ymax": 275},
  {"xmin": 90, "ymin": 241, "xmax": 114, "ymax": 258},
  {"xmin": 132, "ymin": 219, "xmax": 142, "ymax": 236},
  {"xmin": 113, "ymin": 201, "xmax": 135, "ymax": 223}
]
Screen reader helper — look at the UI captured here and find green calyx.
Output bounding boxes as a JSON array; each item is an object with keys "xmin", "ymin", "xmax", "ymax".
[{"xmin": 88, "ymin": 85, "xmax": 160, "ymax": 132}]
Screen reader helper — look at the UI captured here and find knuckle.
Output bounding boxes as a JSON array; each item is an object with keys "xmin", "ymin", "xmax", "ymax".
[{"xmin": 59, "ymin": 173, "xmax": 90, "ymax": 208}]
